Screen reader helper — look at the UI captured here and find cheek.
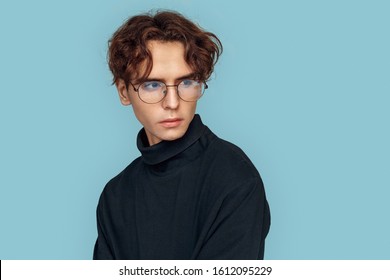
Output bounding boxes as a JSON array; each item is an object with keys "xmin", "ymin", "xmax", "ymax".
[
  {"xmin": 131, "ymin": 102, "xmax": 159, "ymax": 124},
  {"xmin": 186, "ymin": 102, "xmax": 198, "ymax": 114}
]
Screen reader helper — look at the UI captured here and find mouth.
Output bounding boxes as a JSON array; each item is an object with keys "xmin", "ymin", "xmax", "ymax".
[{"xmin": 159, "ymin": 118, "xmax": 183, "ymax": 128}]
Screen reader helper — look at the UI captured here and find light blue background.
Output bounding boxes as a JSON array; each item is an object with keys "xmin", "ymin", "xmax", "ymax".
[{"xmin": 1, "ymin": 0, "xmax": 389, "ymax": 259}]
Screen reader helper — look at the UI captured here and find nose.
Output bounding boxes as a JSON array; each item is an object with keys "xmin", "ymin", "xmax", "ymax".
[{"xmin": 162, "ymin": 86, "xmax": 180, "ymax": 110}]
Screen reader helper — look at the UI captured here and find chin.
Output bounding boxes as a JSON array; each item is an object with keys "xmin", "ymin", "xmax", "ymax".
[
  {"xmin": 146, "ymin": 123, "xmax": 190, "ymax": 144},
  {"xmin": 163, "ymin": 130, "xmax": 186, "ymax": 141}
]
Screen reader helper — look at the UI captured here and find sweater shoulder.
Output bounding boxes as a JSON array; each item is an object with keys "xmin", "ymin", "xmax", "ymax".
[
  {"xmin": 202, "ymin": 130, "xmax": 264, "ymax": 195},
  {"xmin": 208, "ymin": 135, "xmax": 260, "ymax": 178},
  {"xmin": 98, "ymin": 156, "xmax": 142, "ymax": 203}
]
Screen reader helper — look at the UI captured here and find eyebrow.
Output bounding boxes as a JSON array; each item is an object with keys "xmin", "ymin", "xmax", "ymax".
[{"xmin": 144, "ymin": 73, "xmax": 197, "ymax": 82}]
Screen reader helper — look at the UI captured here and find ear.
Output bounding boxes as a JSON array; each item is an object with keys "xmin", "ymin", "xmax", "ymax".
[{"xmin": 115, "ymin": 79, "xmax": 132, "ymax": 106}]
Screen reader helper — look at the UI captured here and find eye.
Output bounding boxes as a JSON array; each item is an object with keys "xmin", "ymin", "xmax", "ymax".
[
  {"xmin": 141, "ymin": 81, "xmax": 164, "ymax": 91},
  {"xmin": 181, "ymin": 79, "xmax": 198, "ymax": 87}
]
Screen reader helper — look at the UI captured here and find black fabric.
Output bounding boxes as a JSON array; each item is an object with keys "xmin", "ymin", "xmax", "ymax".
[{"xmin": 93, "ymin": 114, "xmax": 270, "ymax": 260}]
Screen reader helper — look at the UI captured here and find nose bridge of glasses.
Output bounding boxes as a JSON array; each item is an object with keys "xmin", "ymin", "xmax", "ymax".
[
  {"xmin": 163, "ymin": 84, "xmax": 179, "ymax": 95},
  {"xmin": 161, "ymin": 84, "xmax": 180, "ymax": 108}
]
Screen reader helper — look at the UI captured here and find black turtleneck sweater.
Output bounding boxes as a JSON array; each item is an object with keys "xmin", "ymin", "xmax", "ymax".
[{"xmin": 93, "ymin": 115, "xmax": 270, "ymax": 260}]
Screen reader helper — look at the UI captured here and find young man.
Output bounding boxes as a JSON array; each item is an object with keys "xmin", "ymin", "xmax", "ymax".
[{"xmin": 93, "ymin": 11, "xmax": 270, "ymax": 260}]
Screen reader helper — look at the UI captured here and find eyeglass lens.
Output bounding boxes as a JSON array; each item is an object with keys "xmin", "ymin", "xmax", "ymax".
[{"xmin": 138, "ymin": 80, "xmax": 204, "ymax": 103}]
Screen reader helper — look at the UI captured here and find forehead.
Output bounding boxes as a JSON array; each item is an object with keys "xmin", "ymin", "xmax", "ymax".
[{"xmin": 146, "ymin": 40, "xmax": 193, "ymax": 79}]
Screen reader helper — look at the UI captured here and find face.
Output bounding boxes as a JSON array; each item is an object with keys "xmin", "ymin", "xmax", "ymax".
[{"xmin": 116, "ymin": 40, "xmax": 198, "ymax": 146}]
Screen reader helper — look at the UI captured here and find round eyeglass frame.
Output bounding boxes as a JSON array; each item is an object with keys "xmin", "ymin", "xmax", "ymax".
[{"xmin": 128, "ymin": 80, "xmax": 208, "ymax": 104}]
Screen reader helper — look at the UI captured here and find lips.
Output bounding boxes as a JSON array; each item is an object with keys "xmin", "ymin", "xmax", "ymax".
[{"xmin": 159, "ymin": 118, "xmax": 183, "ymax": 128}]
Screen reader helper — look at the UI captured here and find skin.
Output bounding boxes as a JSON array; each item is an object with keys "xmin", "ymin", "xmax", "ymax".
[{"xmin": 116, "ymin": 40, "xmax": 198, "ymax": 146}]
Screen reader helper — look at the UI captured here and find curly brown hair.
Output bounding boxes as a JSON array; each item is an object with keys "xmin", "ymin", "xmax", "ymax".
[{"xmin": 107, "ymin": 10, "xmax": 223, "ymax": 87}]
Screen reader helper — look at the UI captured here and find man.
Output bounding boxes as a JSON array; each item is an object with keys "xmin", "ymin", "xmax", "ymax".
[{"xmin": 93, "ymin": 10, "xmax": 270, "ymax": 260}]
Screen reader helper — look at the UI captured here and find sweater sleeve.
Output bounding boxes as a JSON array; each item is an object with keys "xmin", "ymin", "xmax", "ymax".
[
  {"xmin": 194, "ymin": 177, "xmax": 270, "ymax": 260},
  {"xmin": 93, "ymin": 196, "xmax": 115, "ymax": 260}
]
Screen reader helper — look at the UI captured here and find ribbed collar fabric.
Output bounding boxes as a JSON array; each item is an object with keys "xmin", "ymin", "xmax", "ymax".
[{"xmin": 136, "ymin": 114, "xmax": 206, "ymax": 165}]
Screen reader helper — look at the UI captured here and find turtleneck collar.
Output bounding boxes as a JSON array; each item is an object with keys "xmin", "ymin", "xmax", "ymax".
[{"xmin": 136, "ymin": 114, "xmax": 206, "ymax": 165}]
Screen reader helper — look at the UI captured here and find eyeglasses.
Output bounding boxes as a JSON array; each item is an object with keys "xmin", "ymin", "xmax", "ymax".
[{"xmin": 128, "ymin": 79, "xmax": 208, "ymax": 104}]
